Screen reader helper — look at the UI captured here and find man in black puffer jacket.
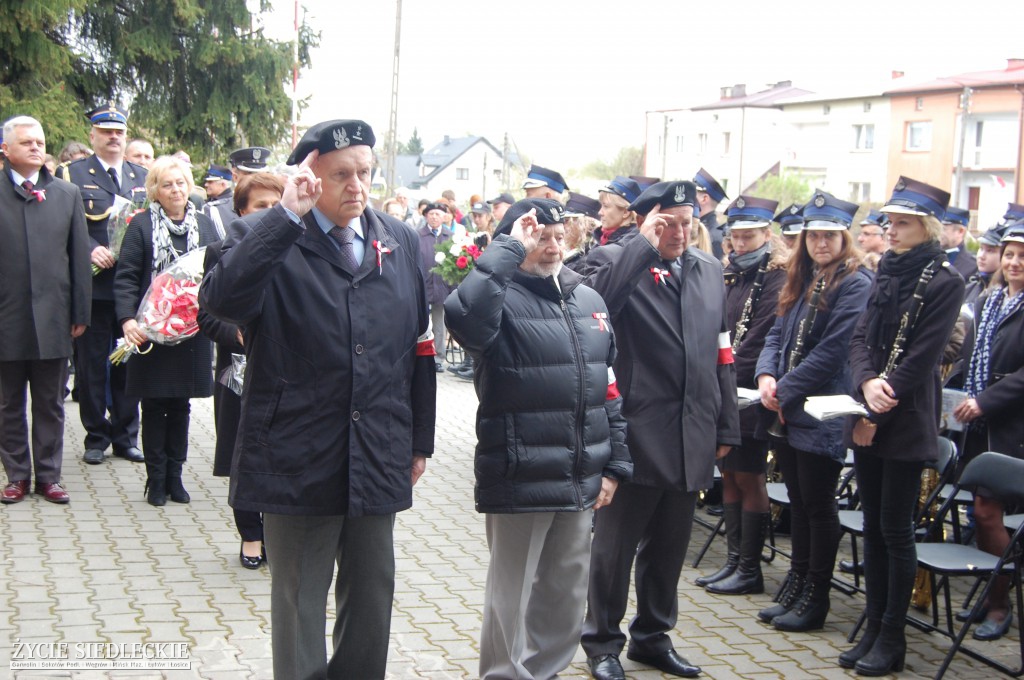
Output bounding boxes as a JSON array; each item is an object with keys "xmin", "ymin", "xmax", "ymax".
[{"xmin": 445, "ymin": 198, "xmax": 632, "ymax": 680}]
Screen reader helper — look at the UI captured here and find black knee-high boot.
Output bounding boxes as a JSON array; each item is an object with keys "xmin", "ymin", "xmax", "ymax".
[
  {"xmin": 696, "ymin": 502, "xmax": 741, "ymax": 586},
  {"xmin": 141, "ymin": 404, "xmax": 168, "ymax": 507},
  {"xmin": 707, "ymin": 511, "xmax": 768, "ymax": 595},
  {"xmin": 164, "ymin": 401, "xmax": 191, "ymax": 503}
]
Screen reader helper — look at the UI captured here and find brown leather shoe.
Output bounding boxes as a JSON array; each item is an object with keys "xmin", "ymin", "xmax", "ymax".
[
  {"xmin": 1, "ymin": 480, "xmax": 30, "ymax": 504},
  {"xmin": 35, "ymin": 482, "xmax": 70, "ymax": 504}
]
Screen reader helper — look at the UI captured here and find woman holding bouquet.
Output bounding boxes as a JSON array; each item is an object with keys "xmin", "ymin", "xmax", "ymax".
[
  {"xmin": 754, "ymin": 191, "xmax": 871, "ymax": 632},
  {"xmin": 844, "ymin": 178, "xmax": 963, "ymax": 675},
  {"xmin": 114, "ymin": 156, "xmax": 218, "ymax": 506}
]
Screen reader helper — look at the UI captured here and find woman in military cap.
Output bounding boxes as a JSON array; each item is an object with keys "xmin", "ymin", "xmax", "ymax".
[
  {"xmin": 755, "ymin": 190, "xmax": 872, "ymax": 633},
  {"xmin": 952, "ymin": 223, "xmax": 1024, "ymax": 643},
  {"xmin": 843, "ymin": 177, "xmax": 964, "ymax": 674}
]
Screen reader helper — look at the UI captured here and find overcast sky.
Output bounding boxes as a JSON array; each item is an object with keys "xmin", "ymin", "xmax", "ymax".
[{"xmin": 265, "ymin": 0, "xmax": 1024, "ymax": 173}]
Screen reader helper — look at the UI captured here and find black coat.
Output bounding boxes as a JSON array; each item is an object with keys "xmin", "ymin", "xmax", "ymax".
[
  {"xmin": 725, "ymin": 255, "xmax": 787, "ymax": 437},
  {"xmin": 848, "ymin": 258, "xmax": 965, "ymax": 462},
  {"xmin": 971, "ymin": 289, "xmax": 1024, "ymax": 460},
  {"xmin": 702, "ymin": 211, "xmax": 726, "ymax": 260},
  {"xmin": 56, "ymin": 155, "xmax": 147, "ymax": 300},
  {"xmin": 586, "ymin": 234, "xmax": 742, "ymax": 492},
  {"xmin": 756, "ymin": 267, "xmax": 873, "ymax": 462},
  {"xmin": 0, "ymin": 163, "xmax": 91, "ymax": 361},
  {"xmin": 444, "ymin": 235, "xmax": 631, "ymax": 513},
  {"xmin": 113, "ymin": 209, "xmax": 217, "ymax": 399},
  {"xmin": 199, "ymin": 204, "xmax": 437, "ymax": 517},
  {"xmin": 949, "ymin": 243, "xmax": 978, "ymax": 281},
  {"xmin": 198, "ymin": 240, "xmax": 245, "ymax": 477}
]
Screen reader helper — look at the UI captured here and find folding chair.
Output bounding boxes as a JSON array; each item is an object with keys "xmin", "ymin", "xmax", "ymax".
[{"xmin": 913, "ymin": 452, "xmax": 1024, "ymax": 679}]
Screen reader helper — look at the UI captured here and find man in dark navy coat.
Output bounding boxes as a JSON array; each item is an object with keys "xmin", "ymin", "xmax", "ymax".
[
  {"xmin": 200, "ymin": 119, "xmax": 436, "ymax": 680},
  {"xmin": 56, "ymin": 104, "xmax": 147, "ymax": 465}
]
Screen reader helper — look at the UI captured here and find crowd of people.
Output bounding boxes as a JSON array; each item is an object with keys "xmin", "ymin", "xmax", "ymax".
[{"xmin": 2, "ymin": 107, "xmax": 1024, "ymax": 680}]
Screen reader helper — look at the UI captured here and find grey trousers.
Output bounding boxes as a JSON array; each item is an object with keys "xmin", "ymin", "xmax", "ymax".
[
  {"xmin": 480, "ymin": 510, "xmax": 593, "ymax": 680},
  {"xmin": 263, "ymin": 513, "xmax": 396, "ymax": 680},
  {"xmin": 430, "ymin": 304, "xmax": 446, "ymax": 361},
  {"xmin": 0, "ymin": 359, "xmax": 68, "ymax": 484}
]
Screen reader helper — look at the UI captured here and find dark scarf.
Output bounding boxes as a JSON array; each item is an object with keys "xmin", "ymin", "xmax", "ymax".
[{"xmin": 867, "ymin": 240, "xmax": 943, "ymax": 349}]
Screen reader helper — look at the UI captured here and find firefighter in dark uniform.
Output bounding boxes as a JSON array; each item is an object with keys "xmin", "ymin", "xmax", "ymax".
[
  {"xmin": 694, "ymin": 167, "xmax": 728, "ymax": 259},
  {"xmin": 201, "ymin": 164, "xmax": 234, "ymax": 240},
  {"xmin": 56, "ymin": 104, "xmax": 147, "ymax": 465}
]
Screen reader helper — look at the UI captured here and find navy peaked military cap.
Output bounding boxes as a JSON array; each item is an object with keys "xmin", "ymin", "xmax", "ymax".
[
  {"xmin": 726, "ymin": 195, "xmax": 778, "ymax": 229},
  {"xmin": 803, "ymin": 191, "xmax": 859, "ymax": 230},
  {"xmin": 521, "ymin": 165, "xmax": 568, "ymax": 194},
  {"xmin": 87, "ymin": 103, "xmax": 128, "ymax": 130},
  {"xmin": 487, "ymin": 192, "xmax": 515, "ymax": 206},
  {"xmin": 774, "ymin": 204, "xmax": 805, "ymax": 234},
  {"xmin": 205, "ymin": 165, "xmax": 232, "ymax": 182},
  {"xmin": 286, "ymin": 119, "xmax": 375, "ymax": 166},
  {"xmin": 860, "ymin": 210, "xmax": 889, "ymax": 228},
  {"xmin": 1002, "ymin": 203, "xmax": 1024, "ymax": 224},
  {"xmin": 599, "ymin": 176, "xmax": 642, "ymax": 204},
  {"xmin": 564, "ymin": 192, "xmax": 601, "ymax": 220},
  {"xmin": 1001, "ymin": 222, "xmax": 1024, "ymax": 245},
  {"xmin": 231, "ymin": 147, "xmax": 272, "ymax": 172},
  {"xmin": 494, "ymin": 198, "xmax": 565, "ymax": 237},
  {"xmin": 629, "ymin": 175, "xmax": 661, "ymax": 191},
  {"xmin": 943, "ymin": 206, "xmax": 970, "ymax": 227},
  {"xmin": 978, "ymin": 223, "xmax": 1010, "ymax": 247},
  {"xmin": 881, "ymin": 176, "xmax": 950, "ymax": 218},
  {"xmin": 628, "ymin": 181, "xmax": 698, "ymax": 217},
  {"xmin": 693, "ymin": 168, "xmax": 728, "ymax": 203}
]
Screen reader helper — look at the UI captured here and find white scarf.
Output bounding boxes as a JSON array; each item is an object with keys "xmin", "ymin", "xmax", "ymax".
[{"xmin": 150, "ymin": 201, "xmax": 200, "ymax": 276}]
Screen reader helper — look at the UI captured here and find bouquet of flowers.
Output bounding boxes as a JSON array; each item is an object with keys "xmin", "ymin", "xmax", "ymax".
[
  {"xmin": 432, "ymin": 233, "xmax": 483, "ymax": 286},
  {"xmin": 109, "ymin": 247, "xmax": 207, "ymax": 365},
  {"xmin": 92, "ymin": 200, "xmax": 147, "ymax": 275}
]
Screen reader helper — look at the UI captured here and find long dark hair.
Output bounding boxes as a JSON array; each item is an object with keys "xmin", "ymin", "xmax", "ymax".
[{"xmin": 777, "ymin": 229, "xmax": 863, "ymax": 316}]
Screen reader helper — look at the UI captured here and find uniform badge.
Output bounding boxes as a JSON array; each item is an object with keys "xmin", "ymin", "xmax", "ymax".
[
  {"xmin": 813, "ymin": 195, "xmax": 826, "ymax": 208},
  {"xmin": 790, "ymin": 206, "xmax": 800, "ymax": 215},
  {"xmin": 895, "ymin": 180, "xmax": 906, "ymax": 191},
  {"xmin": 333, "ymin": 127, "xmax": 350, "ymax": 149},
  {"xmin": 550, "ymin": 207, "xmax": 560, "ymax": 222},
  {"xmin": 253, "ymin": 148, "xmax": 262, "ymax": 161},
  {"xmin": 354, "ymin": 125, "xmax": 363, "ymax": 141},
  {"xmin": 735, "ymin": 197, "xmax": 746, "ymax": 209},
  {"xmin": 674, "ymin": 184, "xmax": 686, "ymax": 204}
]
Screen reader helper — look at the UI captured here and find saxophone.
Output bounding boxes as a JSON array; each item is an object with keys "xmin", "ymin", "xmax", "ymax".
[
  {"xmin": 768, "ymin": 275, "xmax": 828, "ymax": 440},
  {"xmin": 911, "ymin": 467, "xmax": 940, "ymax": 610}
]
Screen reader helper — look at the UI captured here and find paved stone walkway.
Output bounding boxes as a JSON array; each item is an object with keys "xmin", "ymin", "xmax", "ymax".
[{"xmin": 0, "ymin": 371, "xmax": 1011, "ymax": 678}]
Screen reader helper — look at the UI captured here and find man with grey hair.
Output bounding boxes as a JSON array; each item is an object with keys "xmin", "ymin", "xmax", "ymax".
[{"xmin": 1, "ymin": 116, "xmax": 92, "ymax": 504}]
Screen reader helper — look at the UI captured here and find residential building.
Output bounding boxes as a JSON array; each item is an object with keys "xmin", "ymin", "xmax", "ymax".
[
  {"xmin": 380, "ymin": 135, "xmax": 515, "ymax": 200},
  {"xmin": 885, "ymin": 60, "xmax": 1024, "ymax": 229},
  {"xmin": 644, "ymin": 81, "xmax": 811, "ymax": 196}
]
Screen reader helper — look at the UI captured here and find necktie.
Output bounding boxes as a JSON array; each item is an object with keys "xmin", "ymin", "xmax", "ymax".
[
  {"xmin": 107, "ymin": 167, "xmax": 120, "ymax": 192},
  {"xmin": 329, "ymin": 226, "xmax": 359, "ymax": 270},
  {"xmin": 21, "ymin": 180, "xmax": 33, "ymax": 192}
]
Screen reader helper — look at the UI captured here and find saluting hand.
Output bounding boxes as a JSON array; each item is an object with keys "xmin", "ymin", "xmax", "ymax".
[
  {"xmin": 510, "ymin": 208, "xmax": 541, "ymax": 252},
  {"xmin": 280, "ymin": 150, "xmax": 323, "ymax": 217},
  {"xmin": 639, "ymin": 203, "xmax": 667, "ymax": 248}
]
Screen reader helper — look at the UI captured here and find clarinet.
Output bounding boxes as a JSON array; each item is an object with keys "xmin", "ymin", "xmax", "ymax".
[
  {"xmin": 768, "ymin": 275, "xmax": 828, "ymax": 440},
  {"xmin": 879, "ymin": 258, "xmax": 942, "ymax": 380},
  {"xmin": 732, "ymin": 251, "xmax": 771, "ymax": 353}
]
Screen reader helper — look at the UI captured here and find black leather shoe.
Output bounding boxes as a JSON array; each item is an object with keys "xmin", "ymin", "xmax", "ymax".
[
  {"xmin": 83, "ymin": 448, "xmax": 105, "ymax": 465},
  {"xmin": 434, "ymin": 363, "xmax": 445, "ymax": 373},
  {"xmin": 239, "ymin": 541, "xmax": 264, "ymax": 570},
  {"xmin": 956, "ymin": 603, "xmax": 989, "ymax": 622},
  {"xmin": 586, "ymin": 654, "xmax": 625, "ymax": 680},
  {"xmin": 973, "ymin": 611, "xmax": 1012, "ymax": 641},
  {"xmin": 839, "ymin": 559, "xmax": 864, "ymax": 575},
  {"xmin": 114, "ymin": 446, "xmax": 145, "ymax": 463},
  {"xmin": 626, "ymin": 649, "xmax": 701, "ymax": 678}
]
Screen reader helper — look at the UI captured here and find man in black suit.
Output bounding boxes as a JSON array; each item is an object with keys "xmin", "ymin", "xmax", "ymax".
[
  {"xmin": 0, "ymin": 116, "xmax": 91, "ymax": 504},
  {"xmin": 941, "ymin": 206, "xmax": 978, "ymax": 280},
  {"xmin": 56, "ymin": 104, "xmax": 148, "ymax": 465}
]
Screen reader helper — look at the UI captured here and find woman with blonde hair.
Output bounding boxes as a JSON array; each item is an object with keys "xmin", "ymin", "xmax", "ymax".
[
  {"xmin": 755, "ymin": 191, "xmax": 872, "ymax": 631},
  {"xmin": 114, "ymin": 156, "xmax": 218, "ymax": 506},
  {"xmin": 844, "ymin": 177, "xmax": 964, "ymax": 674}
]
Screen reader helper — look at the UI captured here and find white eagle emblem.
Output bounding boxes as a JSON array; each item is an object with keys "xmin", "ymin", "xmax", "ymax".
[
  {"xmin": 674, "ymin": 185, "xmax": 686, "ymax": 203},
  {"xmin": 333, "ymin": 127, "xmax": 350, "ymax": 149},
  {"xmin": 550, "ymin": 207, "xmax": 560, "ymax": 222},
  {"xmin": 252, "ymin": 148, "xmax": 262, "ymax": 160}
]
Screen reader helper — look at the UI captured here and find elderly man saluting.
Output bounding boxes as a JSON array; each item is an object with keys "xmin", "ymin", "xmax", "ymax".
[
  {"xmin": 445, "ymin": 198, "xmax": 632, "ymax": 680},
  {"xmin": 200, "ymin": 120, "xmax": 436, "ymax": 680}
]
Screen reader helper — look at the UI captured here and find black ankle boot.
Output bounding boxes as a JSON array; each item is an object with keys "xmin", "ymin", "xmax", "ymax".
[
  {"xmin": 696, "ymin": 502, "xmax": 741, "ymax": 586},
  {"xmin": 772, "ymin": 579, "xmax": 831, "ymax": 632},
  {"xmin": 707, "ymin": 511, "xmax": 768, "ymax": 595},
  {"xmin": 855, "ymin": 622, "xmax": 906, "ymax": 676},
  {"xmin": 145, "ymin": 478, "xmax": 167, "ymax": 507},
  {"xmin": 839, "ymin": 618, "xmax": 881, "ymax": 669},
  {"xmin": 758, "ymin": 571, "xmax": 805, "ymax": 622}
]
